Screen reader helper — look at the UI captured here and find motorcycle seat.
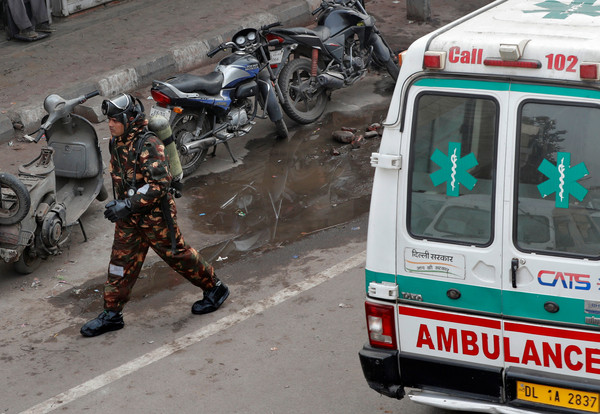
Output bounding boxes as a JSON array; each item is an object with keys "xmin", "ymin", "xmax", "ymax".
[
  {"xmin": 167, "ymin": 72, "xmax": 224, "ymax": 95},
  {"xmin": 273, "ymin": 26, "xmax": 331, "ymax": 42}
]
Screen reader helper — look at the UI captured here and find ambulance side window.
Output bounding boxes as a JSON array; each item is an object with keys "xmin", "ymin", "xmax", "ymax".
[
  {"xmin": 516, "ymin": 101, "xmax": 600, "ymax": 257},
  {"xmin": 408, "ymin": 93, "xmax": 498, "ymax": 245}
]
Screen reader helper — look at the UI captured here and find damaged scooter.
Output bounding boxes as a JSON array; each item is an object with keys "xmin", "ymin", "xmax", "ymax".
[{"xmin": 0, "ymin": 91, "xmax": 107, "ymax": 274}]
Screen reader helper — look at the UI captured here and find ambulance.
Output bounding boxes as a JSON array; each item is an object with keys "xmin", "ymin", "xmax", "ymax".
[{"xmin": 359, "ymin": 0, "xmax": 600, "ymax": 413}]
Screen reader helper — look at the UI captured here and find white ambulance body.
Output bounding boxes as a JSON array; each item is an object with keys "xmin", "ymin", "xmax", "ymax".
[{"xmin": 359, "ymin": 1, "xmax": 600, "ymax": 413}]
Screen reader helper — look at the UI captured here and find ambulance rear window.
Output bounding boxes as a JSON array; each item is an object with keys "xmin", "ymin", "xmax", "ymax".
[
  {"xmin": 408, "ymin": 93, "xmax": 498, "ymax": 246},
  {"xmin": 516, "ymin": 101, "xmax": 600, "ymax": 257}
]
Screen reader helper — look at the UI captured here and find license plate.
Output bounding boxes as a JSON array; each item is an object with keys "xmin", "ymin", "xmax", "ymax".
[
  {"xmin": 269, "ymin": 49, "xmax": 284, "ymax": 65},
  {"xmin": 517, "ymin": 381, "xmax": 600, "ymax": 413},
  {"xmin": 149, "ymin": 105, "xmax": 171, "ymax": 120}
]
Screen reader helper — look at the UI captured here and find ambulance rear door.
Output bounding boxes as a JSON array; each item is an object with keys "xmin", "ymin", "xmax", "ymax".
[
  {"xmin": 396, "ymin": 76, "xmax": 509, "ymax": 399},
  {"xmin": 502, "ymin": 82, "xmax": 600, "ymax": 412}
]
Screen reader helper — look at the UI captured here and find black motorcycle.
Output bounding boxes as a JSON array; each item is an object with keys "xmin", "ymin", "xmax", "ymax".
[
  {"xmin": 265, "ymin": 0, "xmax": 399, "ymax": 124},
  {"xmin": 150, "ymin": 26, "xmax": 288, "ymax": 177}
]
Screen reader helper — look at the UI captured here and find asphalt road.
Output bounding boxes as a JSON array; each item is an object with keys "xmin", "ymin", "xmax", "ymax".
[{"xmin": 0, "ymin": 69, "xmax": 461, "ymax": 413}]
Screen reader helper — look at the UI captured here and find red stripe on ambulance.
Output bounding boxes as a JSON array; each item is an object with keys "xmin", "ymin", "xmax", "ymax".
[
  {"xmin": 399, "ymin": 305, "xmax": 501, "ymax": 329},
  {"xmin": 400, "ymin": 306, "xmax": 600, "ymax": 376}
]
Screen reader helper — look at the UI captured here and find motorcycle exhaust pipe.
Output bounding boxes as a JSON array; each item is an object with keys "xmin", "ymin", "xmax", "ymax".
[
  {"xmin": 317, "ymin": 72, "xmax": 345, "ymax": 90},
  {"xmin": 181, "ymin": 137, "xmax": 217, "ymax": 155}
]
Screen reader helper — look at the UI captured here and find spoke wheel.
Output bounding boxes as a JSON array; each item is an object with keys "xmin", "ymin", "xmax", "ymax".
[
  {"xmin": 279, "ymin": 58, "xmax": 328, "ymax": 124},
  {"xmin": 172, "ymin": 113, "xmax": 211, "ymax": 177}
]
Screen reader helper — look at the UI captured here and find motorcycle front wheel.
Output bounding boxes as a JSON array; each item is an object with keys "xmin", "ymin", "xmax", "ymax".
[
  {"xmin": 0, "ymin": 172, "xmax": 30, "ymax": 225},
  {"xmin": 172, "ymin": 113, "xmax": 211, "ymax": 177},
  {"xmin": 384, "ymin": 55, "xmax": 400, "ymax": 81},
  {"xmin": 279, "ymin": 58, "xmax": 328, "ymax": 124}
]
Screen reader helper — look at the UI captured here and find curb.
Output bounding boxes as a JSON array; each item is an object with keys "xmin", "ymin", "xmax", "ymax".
[{"xmin": 0, "ymin": 0, "xmax": 318, "ymax": 143}]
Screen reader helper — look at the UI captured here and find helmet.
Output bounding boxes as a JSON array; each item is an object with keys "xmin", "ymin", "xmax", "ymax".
[{"xmin": 101, "ymin": 94, "xmax": 144, "ymax": 129}]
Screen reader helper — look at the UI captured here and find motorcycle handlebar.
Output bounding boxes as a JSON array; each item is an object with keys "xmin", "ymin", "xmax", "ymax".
[
  {"xmin": 312, "ymin": 5, "xmax": 323, "ymax": 15},
  {"xmin": 84, "ymin": 90, "xmax": 100, "ymax": 101},
  {"xmin": 261, "ymin": 22, "xmax": 281, "ymax": 31},
  {"xmin": 34, "ymin": 129, "xmax": 45, "ymax": 143},
  {"xmin": 208, "ymin": 42, "xmax": 238, "ymax": 58},
  {"xmin": 207, "ymin": 45, "xmax": 222, "ymax": 58}
]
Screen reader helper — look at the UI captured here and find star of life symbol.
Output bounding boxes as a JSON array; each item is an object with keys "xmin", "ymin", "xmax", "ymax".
[
  {"xmin": 537, "ymin": 152, "xmax": 589, "ymax": 208},
  {"xmin": 430, "ymin": 142, "xmax": 478, "ymax": 197},
  {"xmin": 524, "ymin": 0, "xmax": 600, "ymax": 19}
]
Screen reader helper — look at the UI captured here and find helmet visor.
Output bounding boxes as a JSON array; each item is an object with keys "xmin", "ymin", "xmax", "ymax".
[{"xmin": 101, "ymin": 94, "xmax": 132, "ymax": 118}]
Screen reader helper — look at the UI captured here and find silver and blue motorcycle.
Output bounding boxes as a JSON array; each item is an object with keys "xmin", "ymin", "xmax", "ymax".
[{"xmin": 150, "ymin": 25, "xmax": 288, "ymax": 177}]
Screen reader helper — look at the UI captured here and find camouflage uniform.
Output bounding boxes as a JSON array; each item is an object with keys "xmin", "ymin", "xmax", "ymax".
[{"xmin": 104, "ymin": 123, "xmax": 216, "ymax": 312}]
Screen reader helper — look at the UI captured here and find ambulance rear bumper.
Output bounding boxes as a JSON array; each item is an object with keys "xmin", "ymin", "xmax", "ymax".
[
  {"xmin": 358, "ymin": 344, "xmax": 404, "ymax": 399},
  {"xmin": 408, "ymin": 391, "xmax": 541, "ymax": 414}
]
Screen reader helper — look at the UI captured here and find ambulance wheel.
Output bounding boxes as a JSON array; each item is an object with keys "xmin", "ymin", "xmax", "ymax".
[
  {"xmin": 0, "ymin": 172, "xmax": 30, "ymax": 225},
  {"xmin": 279, "ymin": 57, "xmax": 328, "ymax": 125}
]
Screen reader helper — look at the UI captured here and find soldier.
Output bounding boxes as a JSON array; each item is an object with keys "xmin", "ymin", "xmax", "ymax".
[{"xmin": 81, "ymin": 94, "xmax": 229, "ymax": 337}]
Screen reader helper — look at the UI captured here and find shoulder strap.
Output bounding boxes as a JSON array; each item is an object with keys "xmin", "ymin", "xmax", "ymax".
[
  {"xmin": 129, "ymin": 130, "xmax": 156, "ymax": 191},
  {"xmin": 134, "ymin": 130, "xmax": 155, "ymax": 157}
]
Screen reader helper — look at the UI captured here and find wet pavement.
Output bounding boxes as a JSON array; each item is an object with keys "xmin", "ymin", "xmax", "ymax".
[{"xmin": 45, "ymin": 74, "xmax": 392, "ymax": 318}]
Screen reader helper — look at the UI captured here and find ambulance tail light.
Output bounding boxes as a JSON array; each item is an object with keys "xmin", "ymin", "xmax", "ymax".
[
  {"xmin": 580, "ymin": 63, "xmax": 599, "ymax": 80},
  {"xmin": 398, "ymin": 50, "xmax": 406, "ymax": 67},
  {"xmin": 365, "ymin": 302, "xmax": 397, "ymax": 350},
  {"xmin": 483, "ymin": 58, "xmax": 541, "ymax": 69},
  {"xmin": 423, "ymin": 51, "xmax": 446, "ymax": 70}
]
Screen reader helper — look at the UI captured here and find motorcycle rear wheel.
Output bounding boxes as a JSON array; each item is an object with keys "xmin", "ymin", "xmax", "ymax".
[
  {"xmin": 279, "ymin": 58, "xmax": 328, "ymax": 124},
  {"xmin": 172, "ymin": 113, "xmax": 211, "ymax": 177},
  {"xmin": 0, "ymin": 172, "xmax": 30, "ymax": 225}
]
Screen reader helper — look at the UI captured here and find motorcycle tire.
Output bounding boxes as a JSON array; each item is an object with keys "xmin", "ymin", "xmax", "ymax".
[
  {"xmin": 0, "ymin": 172, "xmax": 30, "ymax": 225},
  {"xmin": 14, "ymin": 246, "xmax": 42, "ymax": 274},
  {"xmin": 275, "ymin": 119, "xmax": 288, "ymax": 139},
  {"xmin": 385, "ymin": 56, "xmax": 400, "ymax": 81},
  {"xmin": 172, "ymin": 113, "xmax": 211, "ymax": 177},
  {"xmin": 279, "ymin": 58, "xmax": 328, "ymax": 125}
]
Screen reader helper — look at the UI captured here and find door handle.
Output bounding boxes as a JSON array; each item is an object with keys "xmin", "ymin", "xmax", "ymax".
[{"xmin": 511, "ymin": 258, "xmax": 519, "ymax": 288}]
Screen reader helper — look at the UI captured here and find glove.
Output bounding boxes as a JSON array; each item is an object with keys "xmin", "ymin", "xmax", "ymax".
[{"xmin": 104, "ymin": 199, "xmax": 132, "ymax": 223}]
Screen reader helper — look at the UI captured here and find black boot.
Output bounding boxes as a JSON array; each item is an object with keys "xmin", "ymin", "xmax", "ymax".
[
  {"xmin": 192, "ymin": 279, "xmax": 230, "ymax": 315},
  {"xmin": 80, "ymin": 310, "xmax": 124, "ymax": 337}
]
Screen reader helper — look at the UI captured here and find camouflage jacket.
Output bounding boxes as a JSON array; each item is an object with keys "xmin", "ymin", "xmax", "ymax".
[{"xmin": 109, "ymin": 124, "xmax": 172, "ymax": 215}]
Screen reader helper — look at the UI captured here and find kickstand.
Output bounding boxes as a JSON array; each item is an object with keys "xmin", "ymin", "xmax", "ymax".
[
  {"xmin": 78, "ymin": 219, "xmax": 88, "ymax": 242},
  {"xmin": 223, "ymin": 141, "xmax": 238, "ymax": 163}
]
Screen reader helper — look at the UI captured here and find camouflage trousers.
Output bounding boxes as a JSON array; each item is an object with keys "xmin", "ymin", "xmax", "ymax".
[{"xmin": 104, "ymin": 200, "xmax": 215, "ymax": 312}]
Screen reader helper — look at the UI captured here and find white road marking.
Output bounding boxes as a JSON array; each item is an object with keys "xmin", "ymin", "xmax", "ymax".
[{"xmin": 20, "ymin": 251, "xmax": 366, "ymax": 414}]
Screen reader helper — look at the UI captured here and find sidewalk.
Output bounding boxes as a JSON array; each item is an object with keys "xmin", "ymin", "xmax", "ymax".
[
  {"xmin": 0, "ymin": 0, "xmax": 492, "ymax": 143},
  {"xmin": 0, "ymin": 0, "xmax": 320, "ymax": 142}
]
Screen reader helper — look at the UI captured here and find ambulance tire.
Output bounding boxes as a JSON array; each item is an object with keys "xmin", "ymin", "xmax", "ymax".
[
  {"xmin": 279, "ymin": 58, "xmax": 328, "ymax": 125},
  {"xmin": 0, "ymin": 172, "xmax": 30, "ymax": 225}
]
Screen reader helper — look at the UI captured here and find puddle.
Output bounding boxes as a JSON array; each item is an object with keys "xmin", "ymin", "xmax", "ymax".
[{"xmin": 187, "ymin": 107, "xmax": 385, "ymax": 263}]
